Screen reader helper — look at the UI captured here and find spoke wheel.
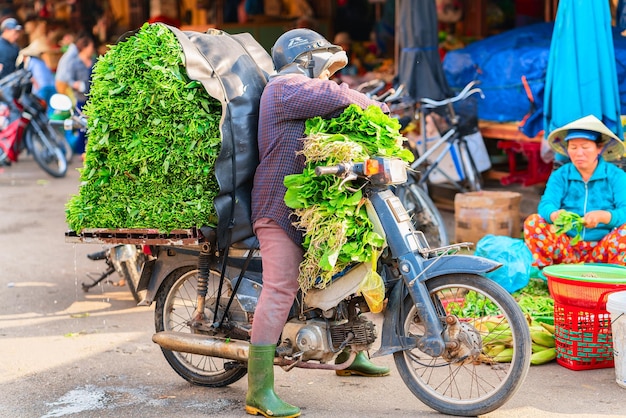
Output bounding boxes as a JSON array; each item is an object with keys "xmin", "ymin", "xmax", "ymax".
[
  {"xmin": 394, "ymin": 274, "xmax": 531, "ymax": 416},
  {"xmin": 26, "ymin": 121, "xmax": 67, "ymax": 177},
  {"xmin": 401, "ymin": 183, "xmax": 449, "ymax": 248},
  {"xmin": 154, "ymin": 266, "xmax": 248, "ymax": 387}
]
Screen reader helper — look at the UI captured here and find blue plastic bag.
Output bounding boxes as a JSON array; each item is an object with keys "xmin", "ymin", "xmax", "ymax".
[{"xmin": 475, "ymin": 234, "xmax": 532, "ymax": 293}]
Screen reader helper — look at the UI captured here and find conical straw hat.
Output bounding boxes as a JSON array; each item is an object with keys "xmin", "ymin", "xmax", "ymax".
[
  {"xmin": 20, "ymin": 38, "xmax": 51, "ymax": 57},
  {"xmin": 547, "ymin": 115, "xmax": 625, "ymax": 161}
]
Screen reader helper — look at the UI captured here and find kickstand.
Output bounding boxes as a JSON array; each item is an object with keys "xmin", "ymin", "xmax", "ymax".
[{"xmin": 82, "ymin": 258, "xmax": 116, "ymax": 292}]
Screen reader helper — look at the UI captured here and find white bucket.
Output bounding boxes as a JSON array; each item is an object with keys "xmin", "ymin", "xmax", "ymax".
[{"xmin": 607, "ymin": 291, "xmax": 626, "ymax": 389}]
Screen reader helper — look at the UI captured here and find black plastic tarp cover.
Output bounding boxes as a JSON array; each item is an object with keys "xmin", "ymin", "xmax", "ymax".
[
  {"xmin": 166, "ymin": 25, "xmax": 274, "ymax": 249},
  {"xmin": 397, "ymin": 0, "xmax": 452, "ymax": 102}
]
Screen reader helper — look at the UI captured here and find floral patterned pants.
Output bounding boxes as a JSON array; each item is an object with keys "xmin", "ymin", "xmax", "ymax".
[{"xmin": 523, "ymin": 213, "xmax": 626, "ymax": 267}]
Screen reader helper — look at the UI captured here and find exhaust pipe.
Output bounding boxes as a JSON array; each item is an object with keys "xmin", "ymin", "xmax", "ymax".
[
  {"xmin": 152, "ymin": 331, "xmax": 357, "ymax": 371},
  {"xmin": 152, "ymin": 331, "xmax": 250, "ymax": 362}
]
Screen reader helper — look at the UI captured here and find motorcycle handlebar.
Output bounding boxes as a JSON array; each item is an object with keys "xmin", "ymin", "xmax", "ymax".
[
  {"xmin": 420, "ymin": 81, "xmax": 484, "ymax": 109},
  {"xmin": 314, "ymin": 165, "xmax": 346, "ymax": 176}
]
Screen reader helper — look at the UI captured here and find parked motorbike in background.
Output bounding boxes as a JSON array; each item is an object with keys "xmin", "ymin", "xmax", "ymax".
[
  {"xmin": 0, "ymin": 69, "xmax": 68, "ymax": 177},
  {"xmin": 355, "ymin": 79, "xmax": 450, "ymax": 248},
  {"xmin": 48, "ymin": 93, "xmax": 87, "ymax": 160},
  {"xmin": 83, "ymin": 245, "xmax": 148, "ymax": 304}
]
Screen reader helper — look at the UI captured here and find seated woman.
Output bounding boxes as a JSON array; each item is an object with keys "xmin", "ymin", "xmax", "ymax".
[{"xmin": 524, "ymin": 115, "xmax": 626, "ymax": 267}]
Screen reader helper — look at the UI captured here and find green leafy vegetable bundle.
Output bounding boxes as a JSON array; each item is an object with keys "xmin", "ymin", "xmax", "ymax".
[
  {"xmin": 554, "ymin": 210, "xmax": 584, "ymax": 244},
  {"xmin": 66, "ymin": 23, "xmax": 222, "ymax": 232},
  {"xmin": 515, "ymin": 294, "xmax": 554, "ymax": 317},
  {"xmin": 284, "ymin": 104, "xmax": 413, "ymax": 292}
]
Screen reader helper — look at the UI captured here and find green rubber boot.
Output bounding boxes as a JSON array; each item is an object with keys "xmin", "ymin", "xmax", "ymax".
[
  {"xmin": 245, "ymin": 344, "xmax": 301, "ymax": 418},
  {"xmin": 335, "ymin": 350, "xmax": 391, "ymax": 377}
]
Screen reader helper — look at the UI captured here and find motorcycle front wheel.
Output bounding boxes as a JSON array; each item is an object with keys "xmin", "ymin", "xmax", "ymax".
[
  {"xmin": 394, "ymin": 274, "xmax": 531, "ymax": 417},
  {"xmin": 47, "ymin": 120, "xmax": 74, "ymax": 163},
  {"xmin": 154, "ymin": 266, "xmax": 248, "ymax": 387},
  {"xmin": 110, "ymin": 245, "xmax": 146, "ymax": 304},
  {"xmin": 25, "ymin": 120, "xmax": 67, "ymax": 177}
]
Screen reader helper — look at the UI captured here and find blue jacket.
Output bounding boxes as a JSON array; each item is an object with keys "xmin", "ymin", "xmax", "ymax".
[{"xmin": 538, "ymin": 157, "xmax": 626, "ymax": 242}]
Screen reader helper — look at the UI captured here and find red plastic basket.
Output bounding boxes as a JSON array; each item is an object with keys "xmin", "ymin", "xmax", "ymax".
[
  {"xmin": 553, "ymin": 301, "xmax": 614, "ymax": 370},
  {"xmin": 543, "ymin": 265, "xmax": 626, "ymax": 370},
  {"xmin": 547, "ymin": 275, "xmax": 626, "ymax": 310},
  {"xmin": 545, "ymin": 265, "xmax": 626, "ymax": 310}
]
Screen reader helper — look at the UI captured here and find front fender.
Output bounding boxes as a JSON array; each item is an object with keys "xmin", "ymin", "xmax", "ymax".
[
  {"xmin": 372, "ymin": 254, "xmax": 501, "ymax": 358},
  {"xmin": 420, "ymin": 254, "xmax": 501, "ymax": 280}
]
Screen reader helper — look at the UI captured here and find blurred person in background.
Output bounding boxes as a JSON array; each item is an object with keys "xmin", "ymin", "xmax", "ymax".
[
  {"xmin": 18, "ymin": 37, "xmax": 56, "ymax": 104},
  {"xmin": 54, "ymin": 31, "xmax": 79, "ymax": 102},
  {"xmin": 0, "ymin": 17, "xmax": 23, "ymax": 79},
  {"xmin": 331, "ymin": 31, "xmax": 364, "ymax": 87},
  {"xmin": 65, "ymin": 34, "xmax": 95, "ymax": 155},
  {"xmin": 67, "ymin": 35, "xmax": 95, "ymax": 107}
]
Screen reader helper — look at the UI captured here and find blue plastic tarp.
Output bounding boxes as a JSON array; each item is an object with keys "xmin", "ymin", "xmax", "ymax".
[
  {"xmin": 443, "ymin": 23, "xmax": 553, "ymax": 124},
  {"xmin": 443, "ymin": 20, "xmax": 626, "ymax": 138}
]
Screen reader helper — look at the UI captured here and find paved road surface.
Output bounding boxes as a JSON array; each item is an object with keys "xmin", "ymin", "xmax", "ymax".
[{"xmin": 1, "ymin": 156, "xmax": 625, "ymax": 418}]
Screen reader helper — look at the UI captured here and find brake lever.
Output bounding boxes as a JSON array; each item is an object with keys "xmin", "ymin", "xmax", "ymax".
[{"xmin": 338, "ymin": 173, "xmax": 359, "ymax": 191}]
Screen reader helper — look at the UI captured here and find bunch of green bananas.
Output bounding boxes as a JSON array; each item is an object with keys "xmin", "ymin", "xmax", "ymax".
[
  {"xmin": 478, "ymin": 316, "xmax": 557, "ymax": 365},
  {"xmin": 476, "ymin": 317, "xmax": 515, "ymax": 363},
  {"xmin": 529, "ymin": 319, "xmax": 557, "ymax": 365}
]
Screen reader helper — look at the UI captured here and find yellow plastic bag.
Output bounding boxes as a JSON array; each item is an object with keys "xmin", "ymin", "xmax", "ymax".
[{"xmin": 359, "ymin": 250, "xmax": 384, "ymax": 313}]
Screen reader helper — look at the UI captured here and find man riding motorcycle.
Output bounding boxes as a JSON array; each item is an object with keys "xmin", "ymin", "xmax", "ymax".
[{"xmin": 247, "ymin": 28, "xmax": 390, "ymax": 418}]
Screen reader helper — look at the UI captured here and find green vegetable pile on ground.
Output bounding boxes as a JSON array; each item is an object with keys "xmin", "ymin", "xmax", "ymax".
[
  {"xmin": 513, "ymin": 278, "xmax": 554, "ymax": 321},
  {"xmin": 66, "ymin": 23, "xmax": 222, "ymax": 232},
  {"xmin": 284, "ymin": 104, "xmax": 413, "ymax": 292},
  {"xmin": 554, "ymin": 210, "xmax": 584, "ymax": 244},
  {"xmin": 446, "ymin": 291, "xmax": 501, "ymax": 318}
]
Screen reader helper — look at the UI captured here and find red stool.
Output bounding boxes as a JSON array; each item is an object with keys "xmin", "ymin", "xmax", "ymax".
[{"xmin": 497, "ymin": 140, "xmax": 552, "ymax": 186}]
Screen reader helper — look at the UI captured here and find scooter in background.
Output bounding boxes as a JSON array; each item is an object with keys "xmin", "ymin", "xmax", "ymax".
[
  {"xmin": 84, "ymin": 245, "xmax": 148, "ymax": 304},
  {"xmin": 48, "ymin": 93, "xmax": 87, "ymax": 159},
  {"xmin": 0, "ymin": 69, "xmax": 68, "ymax": 177}
]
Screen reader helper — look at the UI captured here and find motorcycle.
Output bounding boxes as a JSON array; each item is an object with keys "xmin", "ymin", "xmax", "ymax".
[
  {"xmin": 0, "ymin": 69, "xmax": 68, "ymax": 177},
  {"xmin": 136, "ymin": 156, "xmax": 531, "ymax": 416},
  {"xmin": 83, "ymin": 245, "xmax": 148, "ymax": 304}
]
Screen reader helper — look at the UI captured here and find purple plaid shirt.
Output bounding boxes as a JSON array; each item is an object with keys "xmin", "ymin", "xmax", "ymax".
[{"xmin": 252, "ymin": 74, "xmax": 388, "ymax": 245}]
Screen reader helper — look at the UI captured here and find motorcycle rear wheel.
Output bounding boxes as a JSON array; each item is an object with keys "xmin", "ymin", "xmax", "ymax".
[
  {"xmin": 25, "ymin": 120, "xmax": 67, "ymax": 177},
  {"xmin": 154, "ymin": 266, "xmax": 248, "ymax": 387},
  {"xmin": 393, "ymin": 274, "xmax": 531, "ymax": 416}
]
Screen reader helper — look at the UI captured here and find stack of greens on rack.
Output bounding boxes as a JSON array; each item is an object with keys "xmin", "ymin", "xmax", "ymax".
[
  {"xmin": 66, "ymin": 23, "xmax": 222, "ymax": 233},
  {"xmin": 284, "ymin": 104, "xmax": 414, "ymax": 292}
]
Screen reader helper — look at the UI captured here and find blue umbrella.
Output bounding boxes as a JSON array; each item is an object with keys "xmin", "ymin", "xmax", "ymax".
[{"xmin": 543, "ymin": 0, "xmax": 624, "ymax": 162}]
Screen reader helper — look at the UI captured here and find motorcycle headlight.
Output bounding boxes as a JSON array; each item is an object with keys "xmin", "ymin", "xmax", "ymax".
[{"xmin": 365, "ymin": 157, "xmax": 408, "ymax": 185}]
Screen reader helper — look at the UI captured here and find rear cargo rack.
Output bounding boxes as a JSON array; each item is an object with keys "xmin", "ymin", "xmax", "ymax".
[{"xmin": 65, "ymin": 228, "xmax": 203, "ymax": 246}]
